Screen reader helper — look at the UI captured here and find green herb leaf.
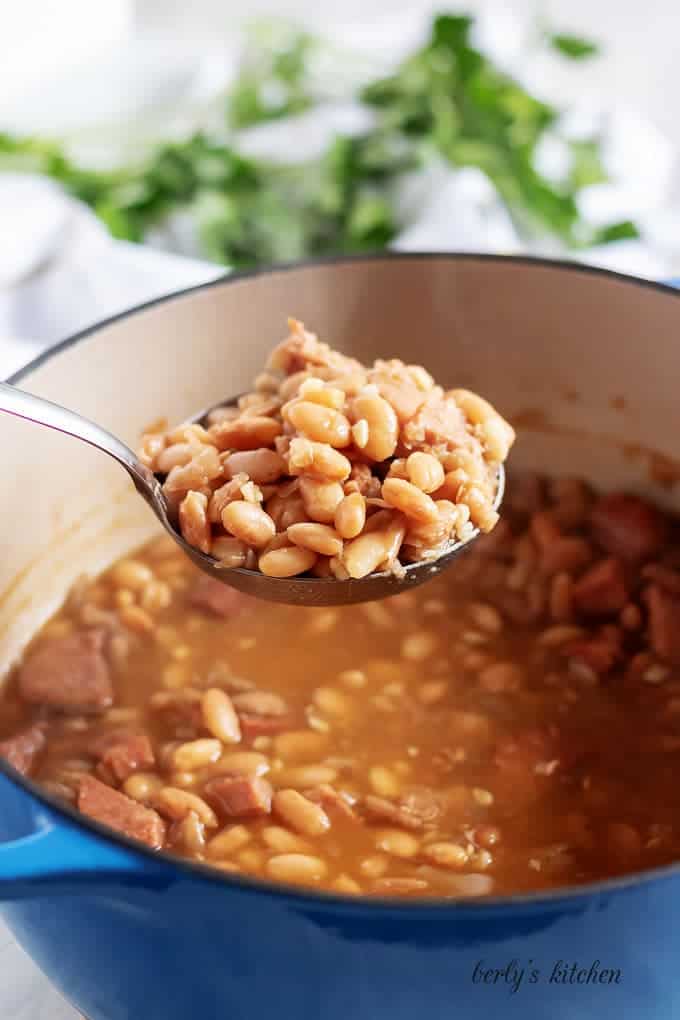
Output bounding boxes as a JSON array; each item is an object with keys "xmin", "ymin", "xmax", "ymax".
[
  {"xmin": 568, "ymin": 138, "xmax": 608, "ymax": 190},
  {"xmin": 591, "ymin": 220, "xmax": 640, "ymax": 245},
  {"xmin": 0, "ymin": 14, "xmax": 635, "ymax": 265},
  {"xmin": 227, "ymin": 22, "xmax": 317, "ymax": 129},
  {"xmin": 549, "ymin": 33, "xmax": 599, "ymax": 59}
]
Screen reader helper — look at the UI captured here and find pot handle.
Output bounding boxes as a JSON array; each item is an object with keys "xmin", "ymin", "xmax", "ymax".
[{"xmin": 0, "ymin": 774, "xmax": 157, "ymax": 900}]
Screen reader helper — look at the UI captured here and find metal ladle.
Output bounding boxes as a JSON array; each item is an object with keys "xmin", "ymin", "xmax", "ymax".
[{"xmin": 0, "ymin": 382, "xmax": 504, "ymax": 606}]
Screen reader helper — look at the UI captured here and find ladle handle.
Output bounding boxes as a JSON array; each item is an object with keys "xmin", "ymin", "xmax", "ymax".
[{"xmin": 0, "ymin": 381, "xmax": 157, "ymax": 500}]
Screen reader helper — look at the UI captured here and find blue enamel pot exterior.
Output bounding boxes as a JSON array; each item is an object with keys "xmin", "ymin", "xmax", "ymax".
[
  {"xmin": 1, "ymin": 769, "xmax": 678, "ymax": 1020},
  {"xmin": 1, "ymin": 254, "xmax": 679, "ymax": 1020}
]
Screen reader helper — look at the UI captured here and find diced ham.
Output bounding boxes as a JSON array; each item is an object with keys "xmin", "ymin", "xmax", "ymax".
[
  {"xmin": 304, "ymin": 784, "xmax": 359, "ymax": 822},
  {"xmin": 85, "ymin": 726, "xmax": 135, "ymax": 758},
  {"xmin": 529, "ymin": 510, "xmax": 594, "ymax": 577},
  {"xmin": 204, "ymin": 775, "xmax": 272, "ymax": 818},
  {"xmin": 400, "ymin": 393, "xmax": 469, "ymax": 452},
  {"xmin": 643, "ymin": 584, "xmax": 680, "ymax": 665},
  {"xmin": 101, "ymin": 734, "xmax": 155, "ymax": 782},
  {"xmin": 239, "ymin": 714, "xmax": 296, "ymax": 739},
  {"xmin": 376, "ymin": 381, "xmax": 426, "ymax": 425},
  {"xmin": 148, "ymin": 689, "xmax": 203, "ymax": 728},
  {"xmin": 566, "ymin": 627, "xmax": 623, "ymax": 675},
  {"xmin": 568, "ymin": 639, "xmax": 617, "ymax": 675},
  {"xmin": 590, "ymin": 493, "xmax": 668, "ymax": 564},
  {"xmin": 369, "ymin": 361, "xmax": 428, "ymax": 424},
  {"xmin": 550, "ymin": 477, "xmax": 593, "ymax": 530},
  {"xmin": 572, "ymin": 558, "xmax": 629, "ymax": 616},
  {"xmin": 0, "ymin": 723, "xmax": 46, "ymax": 775},
  {"xmin": 266, "ymin": 320, "xmax": 363, "ymax": 378},
  {"xmin": 86, "ymin": 728, "xmax": 137, "ymax": 757},
  {"xmin": 641, "ymin": 563, "xmax": 680, "ymax": 596},
  {"xmin": 18, "ymin": 630, "xmax": 112, "ymax": 713},
  {"xmin": 530, "ymin": 511, "xmax": 562, "ymax": 550},
  {"xmin": 362, "ymin": 795, "xmax": 424, "ymax": 831},
  {"xmin": 188, "ymin": 577, "xmax": 258, "ymax": 619},
  {"xmin": 78, "ymin": 775, "xmax": 166, "ymax": 849},
  {"xmin": 492, "ymin": 578, "xmax": 547, "ymax": 626},
  {"xmin": 626, "ymin": 650, "xmax": 655, "ymax": 680},
  {"xmin": 540, "ymin": 537, "xmax": 593, "ymax": 577}
]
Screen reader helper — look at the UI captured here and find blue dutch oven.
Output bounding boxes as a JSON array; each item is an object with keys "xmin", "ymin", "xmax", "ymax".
[{"xmin": 0, "ymin": 254, "xmax": 679, "ymax": 1019}]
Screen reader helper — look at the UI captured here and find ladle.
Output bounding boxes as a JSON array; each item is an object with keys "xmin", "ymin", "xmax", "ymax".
[{"xmin": 0, "ymin": 382, "xmax": 504, "ymax": 606}]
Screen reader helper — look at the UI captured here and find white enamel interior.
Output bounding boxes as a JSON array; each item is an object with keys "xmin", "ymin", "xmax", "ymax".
[{"xmin": 1, "ymin": 256, "xmax": 679, "ymax": 678}]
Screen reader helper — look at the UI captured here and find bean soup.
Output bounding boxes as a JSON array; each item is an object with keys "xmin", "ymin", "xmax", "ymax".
[
  {"xmin": 140, "ymin": 318, "xmax": 514, "ymax": 579},
  {"xmin": 2, "ymin": 473, "xmax": 679, "ymax": 898}
]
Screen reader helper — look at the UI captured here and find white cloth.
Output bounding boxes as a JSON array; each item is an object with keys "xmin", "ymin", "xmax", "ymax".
[{"xmin": 0, "ymin": 173, "xmax": 223, "ymax": 374}]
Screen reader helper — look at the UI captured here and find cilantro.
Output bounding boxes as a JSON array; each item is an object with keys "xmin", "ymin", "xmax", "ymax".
[{"xmin": 550, "ymin": 34, "xmax": 600, "ymax": 60}]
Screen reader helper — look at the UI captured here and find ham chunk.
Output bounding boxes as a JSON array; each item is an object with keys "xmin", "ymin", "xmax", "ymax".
[
  {"xmin": 101, "ymin": 734, "xmax": 155, "ymax": 782},
  {"xmin": 540, "ymin": 537, "xmax": 593, "ymax": 577},
  {"xmin": 590, "ymin": 493, "xmax": 668, "ymax": 564},
  {"xmin": 530, "ymin": 510, "xmax": 562, "ymax": 550},
  {"xmin": 189, "ymin": 577, "xmax": 258, "ymax": 619},
  {"xmin": 362, "ymin": 795, "xmax": 424, "ymax": 831},
  {"xmin": 204, "ymin": 775, "xmax": 272, "ymax": 818},
  {"xmin": 304, "ymin": 783, "xmax": 359, "ymax": 822},
  {"xmin": 641, "ymin": 563, "xmax": 680, "ymax": 596},
  {"xmin": 18, "ymin": 630, "xmax": 112, "ymax": 713},
  {"xmin": 572, "ymin": 558, "xmax": 629, "ymax": 616},
  {"xmin": 529, "ymin": 513, "xmax": 594, "ymax": 575},
  {"xmin": 86, "ymin": 727, "xmax": 137, "ymax": 758},
  {"xmin": 78, "ymin": 775, "xmax": 166, "ymax": 849},
  {"xmin": 566, "ymin": 626, "xmax": 623, "ymax": 675},
  {"xmin": 643, "ymin": 584, "xmax": 680, "ymax": 665},
  {"xmin": 266, "ymin": 320, "xmax": 363, "ymax": 378},
  {"xmin": 400, "ymin": 392, "xmax": 469, "ymax": 451},
  {"xmin": 239, "ymin": 714, "xmax": 296, "ymax": 739},
  {"xmin": 0, "ymin": 723, "xmax": 46, "ymax": 776},
  {"xmin": 369, "ymin": 361, "xmax": 428, "ymax": 424}
]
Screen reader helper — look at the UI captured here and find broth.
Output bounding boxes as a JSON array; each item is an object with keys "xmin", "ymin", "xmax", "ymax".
[{"xmin": 2, "ymin": 473, "xmax": 680, "ymax": 898}]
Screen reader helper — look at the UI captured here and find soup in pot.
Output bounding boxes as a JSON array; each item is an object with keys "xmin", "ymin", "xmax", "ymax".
[{"xmin": 2, "ymin": 472, "xmax": 679, "ymax": 898}]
